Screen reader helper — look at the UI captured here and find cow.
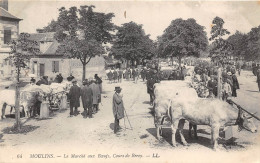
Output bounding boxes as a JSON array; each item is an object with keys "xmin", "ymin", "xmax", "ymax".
[
  {"xmin": 168, "ymin": 97, "xmax": 257, "ymax": 149},
  {"xmin": 153, "ymin": 82, "xmax": 199, "ymax": 140},
  {"xmin": 0, "ymin": 89, "xmax": 44, "ymax": 119}
]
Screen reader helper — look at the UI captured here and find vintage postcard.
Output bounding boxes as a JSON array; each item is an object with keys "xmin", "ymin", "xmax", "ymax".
[{"xmin": 0, "ymin": 0, "xmax": 260, "ymax": 162}]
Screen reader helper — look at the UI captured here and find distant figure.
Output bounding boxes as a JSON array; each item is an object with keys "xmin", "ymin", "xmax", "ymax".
[
  {"xmin": 140, "ymin": 69, "xmax": 146, "ymax": 81},
  {"xmin": 113, "ymin": 69, "xmax": 118, "ymax": 83},
  {"xmin": 207, "ymin": 75, "xmax": 217, "ymax": 97},
  {"xmin": 112, "ymin": 86, "xmax": 125, "ymax": 134},
  {"xmin": 90, "ymin": 80, "xmax": 101, "ymax": 113},
  {"xmin": 95, "ymin": 74, "xmax": 103, "ymax": 93},
  {"xmin": 68, "ymin": 79, "xmax": 81, "ymax": 117},
  {"xmin": 36, "ymin": 76, "xmax": 48, "ymax": 85},
  {"xmin": 30, "ymin": 77, "xmax": 36, "ymax": 85},
  {"xmin": 55, "ymin": 73, "xmax": 63, "ymax": 83},
  {"xmin": 257, "ymin": 65, "xmax": 260, "ymax": 92},
  {"xmin": 222, "ymin": 79, "xmax": 232, "ymax": 101},
  {"xmin": 67, "ymin": 74, "xmax": 75, "ymax": 81},
  {"xmin": 108, "ymin": 70, "xmax": 113, "ymax": 84},
  {"xmin": 81, "ymin": 80, "xmax": 93, "ymax": 118},
  {"xmin": 118, "ymin": 69, "xmax": 123, "ymax": 83},
  {"xmin": 231, "ymin": 71, "xmax": 239, "ymax": 97},
  {"xmin": 147, "ymin": 76, "xmax": 156, "ymax": 105}
]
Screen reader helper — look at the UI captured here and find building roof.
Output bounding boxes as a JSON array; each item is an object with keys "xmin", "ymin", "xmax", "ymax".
[
  {"xmin": 28, "ymin": 32, "xmax": 55, "ymax": 42},
  {"xmin": 28, "ymin": 32, "xmax": 60, "ymax": 56},
  {"xmin": 0, "ymin": 7, "xmax": 22, "ymax": 21}
]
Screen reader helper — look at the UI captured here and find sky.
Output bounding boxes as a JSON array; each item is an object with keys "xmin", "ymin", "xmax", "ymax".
[{"xmin": 8, "ymin": 0, "xmax": 260, "ymax": 41}]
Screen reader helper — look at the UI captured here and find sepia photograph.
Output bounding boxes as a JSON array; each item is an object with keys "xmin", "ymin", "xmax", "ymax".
[{"xmin": 0, "ymin": 0, "xmax": 260, "ymax": 162}]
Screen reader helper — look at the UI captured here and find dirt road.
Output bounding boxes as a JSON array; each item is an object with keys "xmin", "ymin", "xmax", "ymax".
[{"xmin": 0, "ymin": 70, "xmax": 260, "ymax": 163}]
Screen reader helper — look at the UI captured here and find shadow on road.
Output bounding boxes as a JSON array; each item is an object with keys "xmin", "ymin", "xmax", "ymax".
[
  {"xmin": 246, "ymin": 90, "xmax": 259, "ymax": 93},
  {"xmin": 147, "ymin": 107, "xmax": 155, "ymax": 116},
  {"xmin": 197, "ymin": 129, "xmax": 210, "ymax": 135},
  {"xmin": 0, "ymin": 133, "xmax": 4, "ymax": 143},
  {"xmin": 109, "ymin": 123, "xmax": 115, "ymax": 131},
  {"xmin": 2, "ymin": 125, "xmax": 40, "ymax": 134},
  {"xmin": 142, "ymin": 101, "xmax": 151, "ymax": 105}
]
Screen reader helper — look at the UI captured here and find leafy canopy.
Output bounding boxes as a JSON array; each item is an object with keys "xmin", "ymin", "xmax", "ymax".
[
  {"xmin": 209, "ymin": 16, "xmax": 232, "ymax": 64},
  {"xmin": 55, "ymin": 5, "xmax": 115, "ymax": 64},
  {"xmin": 110, "ymin": 21, "xmax": 155, "ymax": 63},
  {"xmin": 8, "ymin": 33, "xmax": 39, "ymax": 76},
  {"xmin": 158, "ymin": 18, "xmax": 208, "ymax": 60}
]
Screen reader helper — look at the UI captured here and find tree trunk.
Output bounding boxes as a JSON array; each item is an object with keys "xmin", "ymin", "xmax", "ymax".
[
  {"xmin": 178, "ymin": 56, "xmax": 183, "ymax": 76},
  {"xmin": 171, "ymin": 56, "xmax": 173, "ymax": 66},
  {"xmin": 82, "ymin": 64, "xmax": 86, "ymax": 82},
  {"xmin": 15, "ymin": 67, "xmax": 21, "ymax": 131}
]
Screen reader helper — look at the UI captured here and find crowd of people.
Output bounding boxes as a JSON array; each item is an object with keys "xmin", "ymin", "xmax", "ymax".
[
  {"xmin": 68, "ymin": 74, "xmax": 103, "ymax": 118},
  {"xmin": 192, "ymin": 62, "xmax": 240, "ymax": 101}
]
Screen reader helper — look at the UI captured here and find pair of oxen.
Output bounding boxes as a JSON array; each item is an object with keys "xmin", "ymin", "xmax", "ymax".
[
  {"xmin": 153, "ymin": 80, "xmax": 257, "ymax": 150},
  {"xmin": 0, "ymin": 82, "xmax": 71, "ymax": 119}
]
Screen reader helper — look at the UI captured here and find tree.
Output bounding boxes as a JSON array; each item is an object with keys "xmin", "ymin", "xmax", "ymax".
[
  {"xmin": 158, "ymin": 18, "xmax": 208, "ymax": 68},
  {"xmin": 245, "ymin": 25, "xmax": 260, "ymax": 61},
  {"xmin": 209, "ymin": 16, "xmax": 232, "ymax": 65},
  {"xmin": 227, "ymin": 31, "xmax": 248, "ymax": 60},
  {"xmin": 43, "ymin": 19, "xmax": 59, "ymax": 32},
  {"xmin": 54, "ymin": 5, "xmax": 115, "ymax": 81},
  {"xmin": 7, "ymin": 33, "xmax": 39, "ymax": 130},
  {"xmin": 110, "ymin": 21, "xmax": 155, "ymax": 67}
]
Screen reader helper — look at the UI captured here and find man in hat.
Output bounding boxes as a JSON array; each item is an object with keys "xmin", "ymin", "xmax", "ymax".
[
  {"xmin": 68, "ymin": 79, "xmax": 81, "ymax": 117},
  {"xmin": 90, "ymin": 79, "xmax": 101, "ymax": 113},
  {"xmin": 94, "ymin": 74, "xmax": 103, "ymax": 93},
  {"xmin": 81, "ymin": 79, "xmax": 93, "ymax": 118},
  {"xmin": 207, "ymin": 75, "xmax": 217, "ymax": 97},
  {"xmin": 147, "ymin": 76, "xmax": 156, "ymax": 105},
  {"xmin": 231, "ymin": 71, "xmax": 239, "ymax": 97},
  {"xmin": 257, "ymin": 64, "xmax": 260, "ymax": 92},
  {"xmin": 112, "ymin": 87, "xmax": 125, "ymax": 134}
]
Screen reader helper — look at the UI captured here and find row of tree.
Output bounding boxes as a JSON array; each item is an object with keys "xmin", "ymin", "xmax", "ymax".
[
  {"xmin": 227, "ymin": 26, "xmax": 260, "ymax": 62},
  {"xmin": 40, "ymin": 6, "xmax": 260, "ymax": 79}
]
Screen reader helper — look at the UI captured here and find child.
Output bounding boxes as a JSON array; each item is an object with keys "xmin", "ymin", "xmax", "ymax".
[{"xmin": 222, "ymin": 79, "xmax": 232, "ymax": 101}]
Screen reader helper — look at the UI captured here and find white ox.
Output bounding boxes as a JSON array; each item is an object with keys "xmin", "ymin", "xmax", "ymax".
[
  {"xmin": 169, "ymin": 97, "xmax": 257, "ymax": 149},
  {"xmin": 0, "ymin": 89, "xmax": 44, "ymax": 119},
  {"xmin": 153, "ymin": 81, "xmax": 199, "ymax": 140}
]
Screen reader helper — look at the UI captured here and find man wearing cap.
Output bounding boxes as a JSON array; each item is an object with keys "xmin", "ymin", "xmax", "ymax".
[
  {"xmin": 68, "ymin": 79, "xmax": 81, "ymax": 117},
  {"xmin": 112, "ymin": 87, "xmax": 125, "ymax": 134},
  {"xmin": 81, "ymin": 80, "xmax": 93, "ymax": 118}
]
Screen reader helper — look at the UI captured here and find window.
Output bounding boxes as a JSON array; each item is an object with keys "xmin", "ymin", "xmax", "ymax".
[
  {"xmin": 4, "ymin": 29, "xmax": 11, "ymax": 44},
  {"xmin": 52, "ymin": 61, "xmax": 59, "ymax": 73}
]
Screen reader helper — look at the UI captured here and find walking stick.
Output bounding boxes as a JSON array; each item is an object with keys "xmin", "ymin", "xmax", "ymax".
[
  {"xmin": 124, "ymin": 109, "xmax": 133, "ymax": 130},
  {"xmin": 123, "ymin": 116, "xmax": 126, "ymax": 131}
]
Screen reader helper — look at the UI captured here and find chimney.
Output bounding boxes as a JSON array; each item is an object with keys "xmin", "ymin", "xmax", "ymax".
[
  {"xmin": 0, "ymin": 0, "xmax": 8, "ymax": 11},
  {"xmin": 36, "ymin": 28, "xmax": 44, "ymax": 33}
]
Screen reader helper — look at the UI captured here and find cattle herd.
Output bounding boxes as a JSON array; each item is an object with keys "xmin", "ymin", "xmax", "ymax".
[
  {"xmin": 0, "ymin": 65, "xmax": 258, "ymax": 150},
  {"xmin": 0, "ymin": 81, "xmax": 72, "ymax": 119},
  {"xmin": 153, "ymin": 67, "xmax": 257, "ymax": 149}
]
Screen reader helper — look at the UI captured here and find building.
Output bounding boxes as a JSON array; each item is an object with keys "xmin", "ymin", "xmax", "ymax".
[
  {"xmin": 28, "ymin": 31, "xmax": 106, "ymax": 80},
  {"xmin": 0, "ymin": 0, "xmax": 22, "ymax": 79}
]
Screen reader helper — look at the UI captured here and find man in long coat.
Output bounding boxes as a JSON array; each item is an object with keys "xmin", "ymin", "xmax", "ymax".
[
  {"xmin": 68, "ymin": 80, "xmax": 81, "ymax": 117},
  {"xmin": 112, "ymin": 87, "xmax": 125, "ymax": 134},
  {"xmin": 257, "ymin": 66, "xmax": 260, "ymax": 92},
  {"xmin": 147, "ymin": 76, "xmax": 156, "ymax": 105},
  {"xmin": 81, "ymin": 80, "xmax": 93, "ymax": 118},
  {"xmin": 90, "ymin": 80, "xmax": 101, "ymax": 113},
  {"xmin": 231, "ymin": 72, "xmax": 239, "ymax": 97},
  {"xmin": 207, "ymin": 75, "xmax": 218, "ymax": 97}
]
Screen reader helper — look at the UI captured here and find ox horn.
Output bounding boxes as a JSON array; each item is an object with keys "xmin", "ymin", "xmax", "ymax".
[{"xmin": 246, "ymin": 112, "xmax": 257, "ymax": 119}]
